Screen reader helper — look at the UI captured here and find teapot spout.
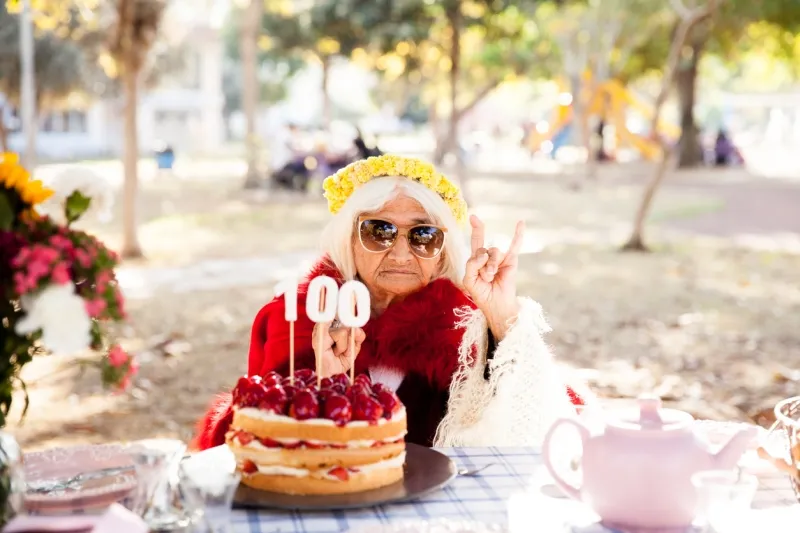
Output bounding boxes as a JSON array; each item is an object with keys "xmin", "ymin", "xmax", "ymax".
[{"xmin": 712, "ymin": 425, "xmax": 759, "ymax": 469}]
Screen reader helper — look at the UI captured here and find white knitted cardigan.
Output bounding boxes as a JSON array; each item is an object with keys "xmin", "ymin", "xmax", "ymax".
[{"xmin": 432, "ymin": 297, "xmax": 578, "ymax": 447}]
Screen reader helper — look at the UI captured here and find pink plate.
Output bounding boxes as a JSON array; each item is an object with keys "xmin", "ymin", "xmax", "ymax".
[{"xmin": 24, "ymin": 444, "xmax": 137, "ymax": 514}]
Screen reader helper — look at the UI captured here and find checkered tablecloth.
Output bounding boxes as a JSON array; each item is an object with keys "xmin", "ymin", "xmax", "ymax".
[{"xmin": 229, "ymin": 447, "xmax": 800, "ymax": 533}]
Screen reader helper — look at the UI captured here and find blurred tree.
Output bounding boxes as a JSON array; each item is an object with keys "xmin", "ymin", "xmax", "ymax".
[
  {"xmin": 239, "ymin": 0, "xmax": 262, "ymax": 188},
  {"xmin": 0, "ymin": 11, "xmax": 75, "ymax": 150},
  {"xmin": 0, "ymin": 2, "xmax": 104, "ymax": 152},
  {"xmin": 258, "ymin": 0, "xmax": 426, "ymax": 132},
  {"xmin": 622, "ymin": 0, "xmax": 724, "ymax": 252},
  {"xmin": 106, "ymin": 0, "xmax": 167, "ymax": 258},
  {"xmin": 674, "ymin": 0, "xmax": 800, "ymax": 167}
]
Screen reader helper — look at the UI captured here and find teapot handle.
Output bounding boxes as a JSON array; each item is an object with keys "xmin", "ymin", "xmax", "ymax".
[{"xmin": 542, "ymin": 418, "xmax": 590, "ymax": 502}]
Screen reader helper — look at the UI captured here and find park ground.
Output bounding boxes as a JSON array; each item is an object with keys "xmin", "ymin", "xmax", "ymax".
[{"xmin": 7, "ymin": 155, "xmax": 800, "ymax": 450}]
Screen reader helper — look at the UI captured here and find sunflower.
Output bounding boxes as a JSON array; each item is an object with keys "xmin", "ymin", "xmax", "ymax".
[{"xmin": 1, "ymin": 152, "xmax": 54, "ymax": 207}]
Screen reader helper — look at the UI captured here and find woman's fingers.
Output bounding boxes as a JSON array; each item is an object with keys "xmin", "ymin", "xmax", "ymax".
[
  {"xmin": 480, "ymin": 247, "xmax": 502, "ymax": 282},
  {"xmin": 353, "ymin": 327, "xmax": 366, "ymax": 346},
  {"xmin": 313, "ymin": 322, "xmax": 334, "ymax": 353},
  {"xmin": 501, "ymin": 221, "xmax": 525, "ymax": 267},
  {"xmin": 470, "ymin": 215, "xmax": 485, "ymax": 254},
  {"xmin": 330, "ymin": 327, "xmax": 365, "ymax": 361},
  {"xmin": 464, "ymin": 247, "xmax": 490, "ymax": 285}
]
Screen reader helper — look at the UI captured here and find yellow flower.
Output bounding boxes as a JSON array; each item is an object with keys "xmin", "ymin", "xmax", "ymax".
[
  {"xmin": 0, "ymin": 152, "xmax": 54, "ymax": 207},
  {"xmin": 323, "ymin": 154, "xmax": 467, "ymax": 224}
]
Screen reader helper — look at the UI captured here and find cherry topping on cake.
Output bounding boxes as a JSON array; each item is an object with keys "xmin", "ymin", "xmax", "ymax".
[
  {"xmin": 352, "ymin": 394, "xmax": 384, "ymax": 422},
  {"xmin": 328, "ymin": 466, "xmax": 350, "ymax": 481},
  {"xmin": 354, "ymin": 374, "xmax": 372, "ymax": 387},
  {"xmin": 242, "ymin": 460, "xmax": 258, "ymax": 475},
  {"xmin": 282, "ymin": 384, "xmax": 299, "ymax": 405},
  {"xmin": 346, "ymin": 383, "xmax": 369, "ymax": 401},
  {"xmin": 331, "ymin": 373, "xmax": 350, "ymax": 388},
  {"xmin": 258, "ymin": 385, "xmax": 288, "ymax": 413},
  {"xmin": 323, "ymin": 393, "xmax": 352, "ymax": 426},
  {"xmin": 294, "ymin": 368, "xmax": 316, "ymax": 385},
  {"xmin": 371, "ymin": 383, "xmax": 390, "ymax": 396},
  {"xmin": 232, "ymin": 376, "xmax": 250, "ymax": 404},
  {"xmin": 262, "ymin": 371, "xmax": 282, "ymax": 387},
  {"xmin": 376, "ymin": 390, "xmax": 402, "ymax": 418},
  {"xmin": 289, "ymin": 389, "xmax": 320, "ymax": 420},
  {"xmin": 320, "ymin": 376, "xmax": 333, "ymax": 389},
  {"xmin": 318, "ymin": 388, "xmax": 336, "ymax": 406},
  {"xmin": 282, "ymin": 376, "xmax": 307, "ymax": 390},
  {"xmin": 331, "ymin": 383, "xmax": 347, "ymax": 395},
  {"xmin": 235, "ymin": 379, "xmax": 268, "ymax": 408}
]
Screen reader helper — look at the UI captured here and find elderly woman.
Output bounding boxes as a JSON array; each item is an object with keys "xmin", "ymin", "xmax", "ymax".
[{"xmin": 195, "ymin": 155, "xmax": 586, "ymax": 450}]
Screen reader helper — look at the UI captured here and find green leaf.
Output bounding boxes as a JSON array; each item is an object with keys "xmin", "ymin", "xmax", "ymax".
[
  {"xmin": 0, "ymin": 192, "xmax": 13, "ymax": 230},
  {"xmin": 64, "ymin": 191, "xmax": 92, "ymax": 224}
]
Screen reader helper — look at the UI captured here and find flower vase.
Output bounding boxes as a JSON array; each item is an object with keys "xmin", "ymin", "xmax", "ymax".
[{"xmin": 0, "ymin": 432, "xmax": 24, "ymax": 526}]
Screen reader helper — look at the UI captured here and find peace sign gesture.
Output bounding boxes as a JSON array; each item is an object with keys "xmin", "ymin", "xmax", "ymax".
[{"xmin": 463, "ymin": 215, "xmax": 525, "ymax": 341}]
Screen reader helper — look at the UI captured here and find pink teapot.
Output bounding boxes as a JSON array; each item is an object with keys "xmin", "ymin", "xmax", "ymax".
[{"xmin": 542, "ymin": 396, "xmax": 758, "ymax": 530}]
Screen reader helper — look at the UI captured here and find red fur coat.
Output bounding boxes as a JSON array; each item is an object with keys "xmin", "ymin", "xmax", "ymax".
[{"xmin": 194, "ymin": 257, "xmax": 583, "ymax": 449}]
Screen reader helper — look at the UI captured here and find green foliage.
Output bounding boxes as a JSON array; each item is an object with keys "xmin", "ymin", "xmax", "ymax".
[
  {"xmin": 616, "ymin": 0, "xmax": 800, "ymax": 83},
  {"xmin": 0, "ymin": 4, "xmax": 94, "ymax": 107},
  {"xmin": 64, "ymin": 190, "xmax": 91, "ymax": 224}
]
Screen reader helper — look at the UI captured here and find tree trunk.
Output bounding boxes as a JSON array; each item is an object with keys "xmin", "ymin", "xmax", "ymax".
[
  {"xmin": 621, "ymin": 0, "xmax": 722, "ymax": 252},
  {"xmin": 676, "ymin": 37, "xmax": 706, "ymax": 168},
  {"xmin": 241, "ymin": 0, "xmax": 261, "ymax": 188},
  {"xmin": 321, "ymin": 55, "xmax": 331, "ymax": 132},
  {"xmin": 621, "ymin": 150, "xmax": 671, "ymax": 251},
  {"xmin": 120, "ymin": 64, "xmax": 143, "ymax": 259},
  {"xmin": 434, "ymin": 2, "xmax": 461, "ymax": 165}
]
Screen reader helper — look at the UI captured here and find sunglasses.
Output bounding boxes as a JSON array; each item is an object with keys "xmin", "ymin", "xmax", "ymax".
[{"xmin": 357, "ymin": 217, "xmax": 447, "ymax": 259}]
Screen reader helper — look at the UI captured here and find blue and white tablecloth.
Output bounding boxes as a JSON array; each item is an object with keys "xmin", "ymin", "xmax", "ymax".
[{"xmin": 229, "ymin": 447, "xmax": 799, "ymax": 533}]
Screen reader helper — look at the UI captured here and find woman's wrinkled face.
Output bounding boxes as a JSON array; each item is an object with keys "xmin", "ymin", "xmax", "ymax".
[{"xmin": 353, "ymin": 194, "xmax": 443, "ymax": 302}]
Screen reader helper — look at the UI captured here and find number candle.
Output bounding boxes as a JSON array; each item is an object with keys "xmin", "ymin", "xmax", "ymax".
[
  {"xmin": 337, "ymin": 281, "xmax": 371, "ymax": 383},
  {"xmin": 306, "ymin": 276, "xmax": 339, "ymax": 388}
]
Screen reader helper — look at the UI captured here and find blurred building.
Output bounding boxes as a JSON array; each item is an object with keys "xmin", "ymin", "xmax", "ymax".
[{"xmin": 3, "ymin": 0, "xmax": 225, "ymax": 160}]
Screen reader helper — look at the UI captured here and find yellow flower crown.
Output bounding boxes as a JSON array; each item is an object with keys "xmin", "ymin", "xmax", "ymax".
[
  {"xmin": 1, "ymin": 152, "xmax": 53, "ymax": 206},
  {"xmin": 322, "ymin": 154, "xmax": 468, "ymax": 224}
]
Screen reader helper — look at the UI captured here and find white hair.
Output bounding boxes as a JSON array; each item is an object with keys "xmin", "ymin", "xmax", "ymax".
[{"xmin": 320, "ymin": 177, "xmax": 468, "ymax": 285}]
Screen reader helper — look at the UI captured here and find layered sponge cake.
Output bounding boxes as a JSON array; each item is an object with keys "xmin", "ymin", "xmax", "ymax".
[{"xmin": 227, "ymin": 370, "xmax": 407, "ymax": 495}]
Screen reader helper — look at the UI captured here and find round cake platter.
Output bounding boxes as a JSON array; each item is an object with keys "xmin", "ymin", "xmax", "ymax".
[{"xmin": 232, "ymin": 443, "xmax": 457, "ymax": 511}]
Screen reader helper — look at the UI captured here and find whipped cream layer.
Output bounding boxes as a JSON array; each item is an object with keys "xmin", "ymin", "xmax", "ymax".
[
  {"xmin": 234, "ymin": 432, "xmax": 407, "ymax": 450},
  {"xmin": 238, "ymin": 452, "xmax": 406, "ymax": 481},
  {"xmin": 236, "ymin": 406, "xmax": 407, "ymax": 427}
]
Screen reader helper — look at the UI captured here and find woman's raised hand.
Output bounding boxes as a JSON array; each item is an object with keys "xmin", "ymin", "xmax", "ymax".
[
  {"xmin": 311, "ymin": 321, "xmax": 366, "ymax": 377},
  {"xmin": 463, "ymin": 215, "xmax": 524, "ymax": 341}
]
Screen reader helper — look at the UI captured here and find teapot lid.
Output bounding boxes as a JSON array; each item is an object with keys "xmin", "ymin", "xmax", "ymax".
[{"xmin": 607, "ymin": 396, "xmax": 694, "ymax": 433}]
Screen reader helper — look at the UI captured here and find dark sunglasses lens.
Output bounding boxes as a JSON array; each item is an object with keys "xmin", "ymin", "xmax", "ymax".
[
  {"xmin": 408, "ymin": 226, "xmax": 445, "ymax": 258},
  {"xmin": 360, "ymin": 220, "xmax": 398, "ymax": 252}
]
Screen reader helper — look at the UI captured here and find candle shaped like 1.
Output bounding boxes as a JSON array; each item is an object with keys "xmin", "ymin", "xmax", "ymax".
[
  {"xmin": 275, "ymin": 279, "xmax": 299, "ymax": 384},
  {"xmin": 306, "ymin": 276, "xmax": 339, "ymax": 387},
  {"xmin": 337, "ymin": 281, "xmax": 370, "ymax": 382}
]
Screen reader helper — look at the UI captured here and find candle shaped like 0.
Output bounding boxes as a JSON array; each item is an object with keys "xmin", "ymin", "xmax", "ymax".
[
  {"xmin": 337, "ymin": 281, "xmax": 370, "ymax": 328},
  {"xmin": 306, "ymin": 276, "xmax": 339, "ymax": 387},
  {"xmin": 306, "ymin": 276, "xmax": 338, "ymax": 322},
  {"xmin": 338, "ymin": 281, "xmax": 370, "ymax": 382}
]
